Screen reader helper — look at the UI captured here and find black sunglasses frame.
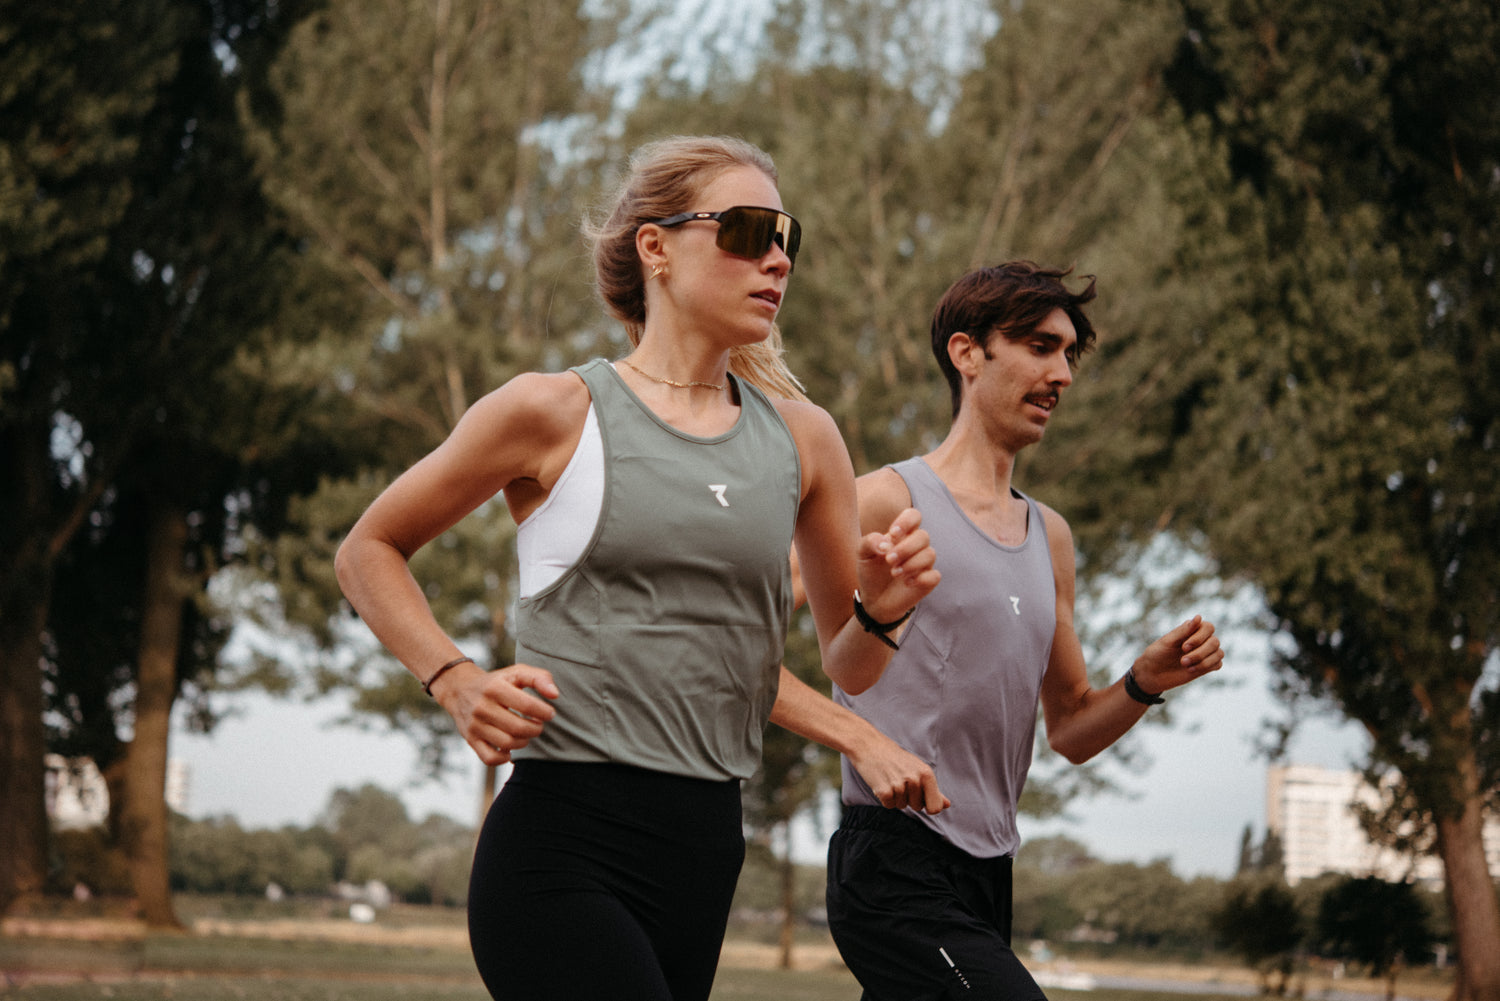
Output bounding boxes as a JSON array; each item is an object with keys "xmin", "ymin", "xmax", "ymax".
[{"xmin": 648, "ymin": 206, "xmax": 801, "ymax": 270}]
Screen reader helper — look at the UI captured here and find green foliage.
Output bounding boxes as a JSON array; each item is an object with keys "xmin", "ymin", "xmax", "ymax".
[
  {"xmin": 0, "ymin": 0, "xmax": 177, "ymax": 317},
  {"xmin": 1234, "ymin": 826, "xmax": 1286, "ymax": 882},
  {"xmin": 1315, "ymin": 876, "xmax": 1437, "ymax": 978},
  {"xmin": 322, "ymin": 784, "xmax": 415, "ymax": 857},
  {"xmin": 1, "ymin": 0, "xmax": 349, "ymax": 913},
  {"xmin": 233, "ymin": 0, "xmax": 624, "ymax": 765},
  {"xmin": 165, "ymin": 784, "xmax": 474, "ymax": 905},
  {"xmin": 1013, "ymin": 839, "xmax": 1224, "ymax": 952},
  {"xmin": 170, "ymin": 816, "xmax": 336, "ymax": 896},
  {"xmin": 1151, "ymin": 3, "xmax": 1500, "ymax": 983},
  {"xmin": 1159, "ymin": 0, "xmax": 1500, "ymax": 807},
  {"xmin": 941, "ymin": 0, "xmax": 1231, "ymax": 553},
  {"xmin": 1212, "ymin": 877, "xmax": 1304, "ymax": 992}
]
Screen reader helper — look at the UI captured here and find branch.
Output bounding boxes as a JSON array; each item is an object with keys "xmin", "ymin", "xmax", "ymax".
[
  {"xmin": 286, "ymin": 190, "xmax": 419, "ymax": 319},
  {"xmin": 968, "ymin": 69, "xmax": 1034, "ymax": 269}
]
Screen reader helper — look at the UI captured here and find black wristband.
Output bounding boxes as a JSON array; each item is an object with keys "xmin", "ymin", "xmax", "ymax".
[
  {"xmin": 853, "ymin": 590, "xmax": 913, "ymax": 651},
  {"xmin": 1123, "ymin": 667, "xmax": 1165, "ymax": 705},
  {"xmin": 423, "ymin": 655, "xmax": 474, "ymax": 697}
]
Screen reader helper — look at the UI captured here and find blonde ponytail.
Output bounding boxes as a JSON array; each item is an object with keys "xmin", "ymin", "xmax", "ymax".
[{"xmin": 729, "ymin": 326, "xmax": 808, "ymax": 403}]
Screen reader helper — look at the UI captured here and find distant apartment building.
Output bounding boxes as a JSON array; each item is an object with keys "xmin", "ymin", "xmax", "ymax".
[
  {"xmin": 1266, "ymin": 763, "xmax": 1500, "ymax": 885},
  {"xmin": 45, "ymin": 754, "xmax": 190, "ymax": 828}
]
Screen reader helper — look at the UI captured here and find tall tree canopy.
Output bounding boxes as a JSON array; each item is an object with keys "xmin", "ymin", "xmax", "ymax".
[
  {"xmin": 1155, "ymin": 2, "xmax": 1500, "ymax": 996},
  {"xmin": 238, "ymin": 0, "xmax": 619, "ymax": 783},
  {"xmin": 1, "ymin": 0, "xmax": 191, "ymax": 913},
  {"xmin": 0, "ymin": 0, "xmax": 312, "ymax": 918}
]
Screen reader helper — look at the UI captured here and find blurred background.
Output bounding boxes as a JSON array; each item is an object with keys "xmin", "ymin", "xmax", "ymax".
[{"xmin": 3, "ymin": 0, "xmax": 1496, "ymax": 995}]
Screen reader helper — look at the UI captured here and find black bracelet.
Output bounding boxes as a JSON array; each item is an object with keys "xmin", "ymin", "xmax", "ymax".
[
  {"xmin": 852, "ymin": 590, "xmax": 914, "ymax": 651},
  {"xmin": 1123, "ymin": 667, "xmax": 1165, "ymax": 705},
  {"xmin": 423, "ymin": 655, "xmax": 474, "ymax": 697}
]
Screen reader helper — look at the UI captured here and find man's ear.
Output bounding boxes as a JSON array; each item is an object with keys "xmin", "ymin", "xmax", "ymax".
[{"xmin": 948, "ymin": 331, "xmax": 983, "ymax": 378}]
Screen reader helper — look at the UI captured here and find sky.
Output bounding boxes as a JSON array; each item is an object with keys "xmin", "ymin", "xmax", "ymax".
[{"xmin": 169, "ymin": 624, "xmax": 1369, "ymax": 879}]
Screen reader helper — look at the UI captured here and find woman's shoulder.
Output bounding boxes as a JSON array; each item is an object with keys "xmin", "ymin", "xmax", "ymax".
[
  {"xmin": 470, "ymin": 368, "xmax": 591, "ymax": 435},
  {"xmin": 767, "ymin": 395, "xmax": 845, "ymax": 457},
  {"xmin": 767, "ymin": 394, "xmax": 836, "ymax": 436},
  {"xmin": 442, "ymin": 369, "xmax": 593, "ymax": 497}
]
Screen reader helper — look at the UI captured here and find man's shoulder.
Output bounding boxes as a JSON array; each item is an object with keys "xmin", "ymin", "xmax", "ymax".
[
  {"xmin": 855, "ymin": 464, "xmax": 915, "ymax": 535},
  {"xmin": 1032, "ymin": 498, "xmax": 1072, "ymax": 539},
  {"xmin": 1030, "ymin": 499, "xmax": 1076, "ymax": 582}
]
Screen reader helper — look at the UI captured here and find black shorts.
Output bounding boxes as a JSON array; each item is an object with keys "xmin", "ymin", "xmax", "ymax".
[
  {"xmin": 467, "ymin": 760, "xmax": 745, "ymax": 1001},
  {"xmin": 827, "ymin": 806, "xmax": 1046, "ymax": 1001}
]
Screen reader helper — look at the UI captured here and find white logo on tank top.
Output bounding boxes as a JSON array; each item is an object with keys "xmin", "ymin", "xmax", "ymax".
[
  {"xmin": 709, "ymin": 484, "xmax": 730, "ymax": 507},
  {"xmin": 1009, "ymin": 596, "xmax": 1021, "ymax": 615}
]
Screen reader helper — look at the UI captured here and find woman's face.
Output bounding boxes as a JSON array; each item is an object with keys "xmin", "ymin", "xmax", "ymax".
[{"xmin": 645, "ymin": 165, "xmax": 794, "ymax": 349}]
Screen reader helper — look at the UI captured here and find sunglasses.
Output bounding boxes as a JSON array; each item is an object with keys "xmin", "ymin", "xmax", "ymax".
[{"xmin": 648, "ymin": 205, "xmax": 802, "ymax": 271}]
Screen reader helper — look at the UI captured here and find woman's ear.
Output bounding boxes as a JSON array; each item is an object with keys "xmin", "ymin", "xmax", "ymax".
[{"xmin": 636, "ymin": 222, "xmax": 669, "ymax": 275}]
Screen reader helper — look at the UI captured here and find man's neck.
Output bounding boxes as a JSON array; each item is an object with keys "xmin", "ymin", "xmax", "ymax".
[
  {"xmin": 923, "ymin": 423, "xmax": 1021, "ymax": 501},
  {"xmin": 921, "ymin": 424, "xmax": 1033, "ymax": 545}
]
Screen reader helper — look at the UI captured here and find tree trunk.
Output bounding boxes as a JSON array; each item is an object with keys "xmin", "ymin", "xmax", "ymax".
[
  {"xmin": 778, "ymin": 823, "xmax": 795, "ymax": 971},
  {"xmin": 0, "ymin": 594, "xmax": 51, "ymax": 914},
  {"xmin": 1434, "ymin": 751, "xmax": 1500, "ymax": 1001},
  {"xmin": 119, "ymin": 505, "xmax": 189, "ymax": 930}
]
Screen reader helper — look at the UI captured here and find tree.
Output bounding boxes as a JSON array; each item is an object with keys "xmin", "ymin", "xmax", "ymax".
[
  {"xmin": 1317, "ymin": 876, "xmax": 1437, "ymax": 1001},
  {"xmin": 1214, "ymin": 878, "xmax": 1305, "ymax": 996},
  {"xmin": 1236, "ymin": 825, "xmax": 1256, "ymax": 876},
  {"xmin": 169, "ymin": 816, "xmax": 335, "ymax": 896},
  {"xmin": 1236, "ymin": 827, "xmax": 1287, "ymax": 881},
  {"xmin": 1155, "ymin": 4, "xmax": 1500, "ymax": 997},
  {"xmin": 0, "ymin": 0, "xmax": 307, "ymax": 921},
  {"xmin": 1260, "ymin": 831, "xmax": 1287, "ymax": 881},
  {"xmin": 0, "ymin": 0, "xmax": 185, "ymax": 915},
  {"xmin": 322, "ymin": 783, "xmax": 414, "ymax": 863},
  {"xmin": 318, "ymin": 784, "xmax": 474, "ymax": 903},
  {"xmin": 238, "ymin": 0, "xmax": 615, "ymax": 797}
]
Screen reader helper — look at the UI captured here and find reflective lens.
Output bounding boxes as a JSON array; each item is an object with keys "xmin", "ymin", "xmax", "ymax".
[
  {"xmin": 717, "ymin": 206, "xmax": 801, "ymax": 265},
  {"xmin": 649, "ymin": 206, "xmax": 802, "ymax": 270}
]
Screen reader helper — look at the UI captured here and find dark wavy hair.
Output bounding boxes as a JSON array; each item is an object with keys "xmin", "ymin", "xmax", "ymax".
[{"xmin": 930, "ymin": 261, "xmax": 1098, "ymax": 418}]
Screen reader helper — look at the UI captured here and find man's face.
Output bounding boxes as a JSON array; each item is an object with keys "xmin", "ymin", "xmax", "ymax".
[{"xmin": 964, "ymin": 307, "xmax": 1078, "ymax": 450}]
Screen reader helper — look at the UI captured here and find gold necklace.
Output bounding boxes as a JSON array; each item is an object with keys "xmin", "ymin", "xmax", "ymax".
[{"xmin": 620, "ymin": 359, "xmax": 726, "ymax": 391}]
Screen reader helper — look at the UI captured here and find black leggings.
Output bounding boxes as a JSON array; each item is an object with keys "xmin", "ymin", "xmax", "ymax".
[{"xmin": 467, "ymin": 760, "xmax": 745, "ymax": 1001}]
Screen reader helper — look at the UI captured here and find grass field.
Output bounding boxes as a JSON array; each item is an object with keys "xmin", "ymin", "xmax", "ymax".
[
  {"xmin": 0, "ymin": 933, "xmax": 1266, "ymax": 1001},
  {"xmin": 0, "ymin": 927, "xmax": 1256, "ymax": 1001},
  {"xmin": 0, "ymin": 904, "xmax": 1445, "ymax": 1001},
  {"xmin": 0, "ymin": 965, "xmax": 1251, "ymax": 1001}
]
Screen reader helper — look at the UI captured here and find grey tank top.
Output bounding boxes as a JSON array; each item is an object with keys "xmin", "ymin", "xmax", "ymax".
[
  {"xmin": 511, "ymin": 358, "xmax": 800, "ymax": 781},
  {"xmin": 836, "ymin": 457, "xmax": 1056, "ymax": 857}
]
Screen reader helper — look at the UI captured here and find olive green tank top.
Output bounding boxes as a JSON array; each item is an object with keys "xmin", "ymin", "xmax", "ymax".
[{"xmin": 511, "ymin": 358, "xmax": 800, "ymax": 780}]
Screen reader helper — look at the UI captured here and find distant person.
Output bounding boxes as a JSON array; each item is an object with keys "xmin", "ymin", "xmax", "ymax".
[
  {"xmin": 334, "ymin": 135, "xmax": 940, "ymax": 1001},
  {"xmin": 824, "ymin": 262, "xmax": 1226, "ymax": 1000}
]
